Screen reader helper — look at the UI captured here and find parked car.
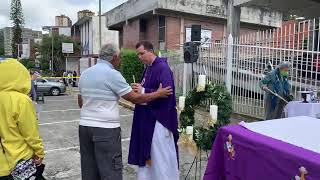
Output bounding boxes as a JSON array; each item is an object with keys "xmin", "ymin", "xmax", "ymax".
[{"xmin": 36, "ymin": 78, "xmax": 66, "ymax": 96}]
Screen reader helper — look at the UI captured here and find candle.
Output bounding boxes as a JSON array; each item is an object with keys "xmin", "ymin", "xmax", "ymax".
[
  {"xmin": 198, "ymin": 75, "xmax": 206, "ymax": 91},
  {"xmin": 178, "ymin": 96, "xmax": 186, "ymax": 110},
  {"xmin": 210, "ymin": 105, "xmax": 218, "ymax": 120},
  {"xmin": 186, "ymin": 126, "xmax": 193, "ymax": 135},
  {"xmin": 132, "ymin": 75, "xmax": 136, "ymax": 83}
]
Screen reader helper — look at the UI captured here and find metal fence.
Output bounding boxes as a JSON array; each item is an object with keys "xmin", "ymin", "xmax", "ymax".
[{"xmin": 168, "ymin": 18, "xmax": 320, "ymax": 119}]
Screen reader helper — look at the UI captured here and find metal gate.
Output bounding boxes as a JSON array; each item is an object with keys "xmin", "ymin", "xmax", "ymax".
[{"xmin": 168, "ymin": 18, "xmax": 320, "ymax": 119}]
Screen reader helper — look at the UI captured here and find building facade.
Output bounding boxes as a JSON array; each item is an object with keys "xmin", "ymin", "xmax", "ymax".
[
  {"xmin": 55, "ymin": 15, "xmax": 72, "ymax": 27},
  {"xmin": 105, "ymin": 0, "xmax": 282, "ymax": 51},
  {"xmin": 3, "ymin": 27, "xmax": 42, "ymax": 57},
  {"xmin": 0, "ymin": 29, "xmax": 4, "ymax": 55},
  {"xmin": 73, "ymin": 15, "xmax": 119, "ymax": 74},
  {"xmin": 77, "ymin": 10, "xmax": 95, "ymax": 20}
]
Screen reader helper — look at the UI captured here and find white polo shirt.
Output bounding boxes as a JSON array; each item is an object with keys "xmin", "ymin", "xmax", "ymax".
[{"xmin": 79, "ymin": 59, "xmax": 132, "ymax": 128}]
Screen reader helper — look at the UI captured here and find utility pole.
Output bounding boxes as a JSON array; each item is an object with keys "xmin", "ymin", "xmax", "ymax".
[
  {"xmin": 51, "ymin": 27, "xmax": 54, "ymax": 76},
  {"xmin": 99, "ymin": 0, "xmax": 102, "ymax": 49}
]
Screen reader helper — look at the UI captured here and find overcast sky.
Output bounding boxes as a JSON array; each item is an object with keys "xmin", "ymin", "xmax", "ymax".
[{"xmin": 0, "ymin": 0, "xmax": 127, "ymax": 31}]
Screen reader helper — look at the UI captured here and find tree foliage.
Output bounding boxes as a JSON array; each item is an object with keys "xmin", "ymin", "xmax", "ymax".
[
  {"xmin": 180, "ymin": 83, "xmax": 233, "ymax": 150},
  {"xmin": 0, "ymin": 45, "xmax": 4, "ymax": 56},
  {"xmin": 10, "ymin": 0, "xmax": 24, "ymax": 58},
  {"xmin": 120, "ymin": 49, "xmax": 144, "ymax": 84},
  {"xmin": 35, "ymin": 35, "xmax": 80, "ymax": 74},
  {"xmin": 20, "ymin": 58, "xmax": 35, "ymax": 69}
]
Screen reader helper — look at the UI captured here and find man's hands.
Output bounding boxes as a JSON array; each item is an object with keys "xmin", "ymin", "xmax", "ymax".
[
  {"xmin": 131, "ymin": 83, "xmax": 143, "ymax": 94},
  {"xmin": 156, "ymin": 83, "xmax": 173, "ymax": 98},
  {"xmin": 124, "ymin": 83, "xmax": 173, "ymax": 104},
  {"xmin": 131, "ymin": 83, "xmax": 173, "ymax": 98}
]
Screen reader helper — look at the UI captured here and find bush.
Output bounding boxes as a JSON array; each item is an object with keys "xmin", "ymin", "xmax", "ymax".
[
  {"xmin": 20, "ymin": 59, "xmax": 35, "ymax": 69},
  {"xmin": 120, "ymin": 49, "xmax": 144, "ymax": 84}
]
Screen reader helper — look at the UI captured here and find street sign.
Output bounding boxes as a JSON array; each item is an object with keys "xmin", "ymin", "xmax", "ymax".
[{"xmin": 62, "ymin": 43, "xmax": 74, "ymax": 54}]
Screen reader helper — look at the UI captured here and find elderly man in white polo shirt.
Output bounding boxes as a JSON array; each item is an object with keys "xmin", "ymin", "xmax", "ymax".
[{"xmin": 77, "ymin": 43, "xmax": 172, "ymax": 180}]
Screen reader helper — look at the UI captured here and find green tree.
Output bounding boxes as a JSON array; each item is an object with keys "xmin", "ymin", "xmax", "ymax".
[
  {"xmin": 20, "ymin": 58, "xmax": 35, "ymax": 69},
  {"xmin": 0, "ymin": 45, "xmax": 4, "ymax": 56},
  {"xmin": 120, "ymin": 49, "xmax": 144, "ymax": 84},
  {"xmin": 10, "ymin": 0, "xmax": 24, "ymax": 58},
  {"xmin": 0, "ymin": 30, "xmax": 4, "ymax": 56},
  {"xmin": 36, "ymin": 34, "xmax": 80, "ymax": 73}
]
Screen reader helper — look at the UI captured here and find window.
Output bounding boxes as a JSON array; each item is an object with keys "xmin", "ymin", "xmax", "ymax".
[
  {"xmin": 159, "ymin": 16, "xmax": 165, "ymax": 27},
  {"xmin": 158, "ymin": 16, "xmax": 166, "ymax": 42},
  {"xmin": 140, "ymin": 19, "xmax": 147, "ymax": 33},
  {"xmin": 37, "ymin": 79, "xmax": 46, "ymax": 83}
]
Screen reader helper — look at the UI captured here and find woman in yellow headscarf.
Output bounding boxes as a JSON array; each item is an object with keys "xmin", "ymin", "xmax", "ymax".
[{"xmin": 0, "ymin": 58, "xmax": 45, "ymax": 180}]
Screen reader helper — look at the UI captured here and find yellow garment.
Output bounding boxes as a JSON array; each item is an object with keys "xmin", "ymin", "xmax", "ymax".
[{"xmin": 0, "ymin": 59, "xmax": 45, "ymax": 176}]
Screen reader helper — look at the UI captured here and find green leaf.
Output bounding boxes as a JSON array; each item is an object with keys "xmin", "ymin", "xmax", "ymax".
[{"xmin": 179, "ymin": 82, "xmax": 233, "ymax": 150}]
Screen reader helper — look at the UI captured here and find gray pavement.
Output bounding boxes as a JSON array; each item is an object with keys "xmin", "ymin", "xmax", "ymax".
[{"xmin": 39, "ymin": 94, "xmax": 208, "ymax": 180}]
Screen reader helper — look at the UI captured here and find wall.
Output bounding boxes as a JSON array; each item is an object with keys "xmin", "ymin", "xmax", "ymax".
[
  {"xmin": 123, "ymin": 19, "xmax": 140, "ymax": 49},
  {"xmin": 3, "ymin": 27, "xmax": 40, "ymax": 56},
  {"xmin": 66, "ymin": 57, "xmax": 79, "ymax": 73},
  {"xmin": 106, "ymin": 0, "xmax": 282, "ymax": 28},
  {"xmin": 80, "ymin": 20, "xmax": 90, "ymax": 56},
  {"xmin": 4, "ymin": 27, "xmax": 12, "ymax": 56},
  {"xmin": 240, "ymin": 6, "xmax": 282, "ymax": 27},
  {"xmin": 119, "ymin": 13, "xmax": 268, "ymax": 50},
  {"xmin": 120, "ymin": 17, "xmax": 159, "ymax": 50},
  {"xmin": 165, "ymin": 15, "xmax": 259, "ymax": 50},
  {"xmin": 184, "ymin": 18, "xmax": 225, "ymax": 42},
  {"xmin": 166, "ymin": 17, "xmax": 181, "ymax": 50},
  {"xmin": 160, "ymin": 0, "xmax": 282, "ymax": 27},
  {"xmin": 0, "ymin": 29, "xmax": 3, "ymax": 55},
  {"xmin": 79, "ymin": 16, "xmax": 119, "ymax": 56},
  {"xmin": 146, "ymin": 17, "xmax": 159, "ymax": 50},
  {"xmin": 106, "ymin": 0, "xmax": 158, "ymax": 27}
]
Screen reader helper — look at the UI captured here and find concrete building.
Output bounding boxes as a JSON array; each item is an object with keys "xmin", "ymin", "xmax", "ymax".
[
  {"xmin": 105, "ymin": 0, "xmax": 282, "ymax": 50},
  {"xmin": 55, "ymin": 15, "xmax": 72, "ymax": 27},
  {"xmin": 3, "ymin": 27, "xmax": 42, "ymax": 57},
  {"xmin": 72, "ymin": 10, "xmax": 96, "ymax": 43},
  {"xmin": 73, "ymin": 15, "xmax": 119, "ymax": 74},
  {"xmin": 0, "ymin": 29, "xmax": 4, "ymax": 55},
  {"xmin": 42, "ymin": 26, "xmax": 72, "ymax": 37},
  {"xmin": 234, "ymin": 0, "xmax": 320, "ymax": 19},
  {"xmin": 78, "ymin": 10, "xmax": 95, "ymax": 20}
]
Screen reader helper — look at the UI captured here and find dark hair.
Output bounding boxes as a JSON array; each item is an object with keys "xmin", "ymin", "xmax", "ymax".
[{"xmin": 135, "ymin": 41, "xmax": 154, "ymax": 52}]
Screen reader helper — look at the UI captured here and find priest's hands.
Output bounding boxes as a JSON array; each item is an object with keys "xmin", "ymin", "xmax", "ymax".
[
  {"xmin": 157, "ymin": 83, "xmax": 173, "ymax": 98},
  {"xmin": 131, "ymin": 83, "xmax": 143, "ymax": 93}
]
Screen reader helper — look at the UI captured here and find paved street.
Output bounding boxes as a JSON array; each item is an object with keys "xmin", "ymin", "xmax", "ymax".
[{"xmin": 39, "ymin": 94, "xmax": 208, "ymax": 180}]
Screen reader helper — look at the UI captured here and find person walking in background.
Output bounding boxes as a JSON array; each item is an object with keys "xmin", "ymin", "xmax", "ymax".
[
  {"xmin": 260, "ymin": 62, "xmax": 293, "ymax": 120},
  {"xmin": 73, "ymin": 71, "xmax": 77, "ymax": 87},
  {"xmin": 129, "ymin": 41, "xmax": 179, "ymax": 180},
  {"xmin": 77, "ymin": 44, "xmax": 172, "ymax": 180},
  {"xmin": 63, "ymin": 71, "xmax": 68, "ymax": 86},
  {"xmin": 0, "ymin": 58, "xmax": 46, "ymax": 180},
  {"xmin": 67, "ymin": 71, "xmax": 73, "ymax": 86},
  {"xmin": 29, "ymin": 70, "xmax": 37, "ymax": 102}
]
